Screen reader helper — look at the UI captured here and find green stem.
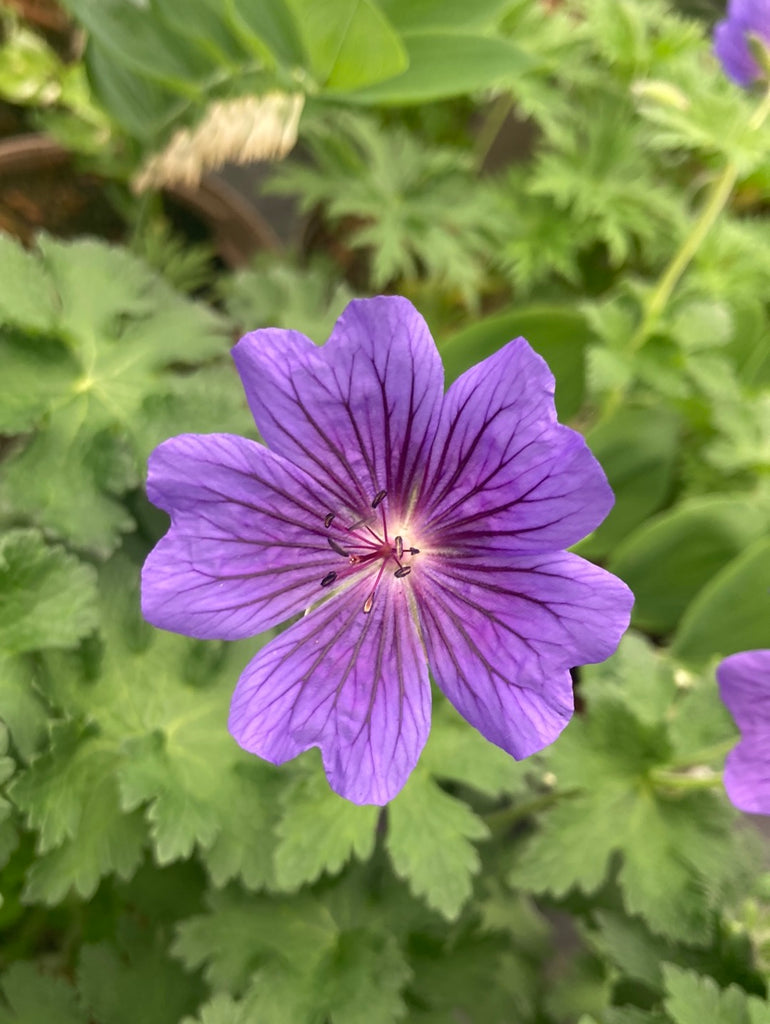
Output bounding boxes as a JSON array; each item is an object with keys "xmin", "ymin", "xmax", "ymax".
[
  {"xmin": 660, "ymin": 737, "xmax": 736, "ymax": 770},
  {"xmin": 600, "ymin": 83, "xmax": 770, "ymax": 418},
  {"xmin": 475, "ymin": 93, "xmax": 514, "ymax": 170},
  {"xmin": 484, "ymin": 787, "xmax": 578, "ymax": 832},
  {"xmin": 630, "ymin": 163, "xmax": 738, "ymax": 350},
  {"xmin": 649, "ymin": 767, "xmax": 724, "ymax": 791}
]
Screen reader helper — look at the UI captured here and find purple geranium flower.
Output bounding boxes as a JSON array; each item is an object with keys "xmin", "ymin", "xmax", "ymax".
[
  {"xmin": 714, "ymin": 0, "xmax": 770, "ymax": 87},
  {"xmin": 141, "ymin": 296, "xmax": 632, "ymax": 804},
  {"xmin": 717, "ymin": 649, "xmax": 770, "ymax": 813}
]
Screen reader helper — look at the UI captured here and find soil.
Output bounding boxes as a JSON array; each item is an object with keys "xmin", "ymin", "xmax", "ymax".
[
  {"xmin": 0, "ymin": 156, "xmax": 124, "ymax": 244},
  {"xmin": 0, "ymin": 133, "xmax": 279, "ymax": 265}
]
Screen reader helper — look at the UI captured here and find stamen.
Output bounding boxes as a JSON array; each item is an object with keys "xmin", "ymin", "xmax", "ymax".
[
  {"xmin": 371, "ymin": 489, "xmax": 387, "ymax": 509},
  {"xmin": 363, "ymin": 594, "xmax": 374, "ymax": 614},
  {"xmin": 394, "ymin": 566, "xmax": 412, "ymax": 578},
  {"xmin": 394, "ymin": 536, "xmax": 403, "ymax": 559},
  {"xmin": 320, "ymin": 571, "xmax": 337, "ymax": 587},
  {"xmin": 347, "ymin": 517, "xmax": 367, "ymax": 531},
  {"xmin": 324, "ymin": 512, "xmax": 335, "ymax": 528},
  {"xmin": 409, "ymin": 547, "xmax": 420, "ymax": 555},
  {"xmin": 327, "ymin": 537, "xmax": 348, "ymax": 557}
]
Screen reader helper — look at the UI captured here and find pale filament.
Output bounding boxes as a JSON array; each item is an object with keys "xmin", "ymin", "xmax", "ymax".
[{"xmin": 318, "ymin": 490, "xmax": 420, "ymax": 614}]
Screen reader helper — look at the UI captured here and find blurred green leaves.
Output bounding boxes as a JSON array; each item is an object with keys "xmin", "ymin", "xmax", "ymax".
[
  {"xmin": 3, "ymin": 1, "xmax": 770, "ymax": 1022},
  {"xmin": 268, "ymin": 111, "xmax": 500, "ymax": 305}
]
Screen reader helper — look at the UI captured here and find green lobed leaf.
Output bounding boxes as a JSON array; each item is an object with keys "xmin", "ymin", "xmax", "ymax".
[
  {"xmin": 0, "ymin": 654, "xmax": 49, "ymax": 762},
  {"xmin": 509, "ymin": 678, "xmax": 742, "ymax": 943},
  {"xmin": 0, "ymin": 234, "xmax": 56, "ymax": 334},
  {"xmin": 580, "ymin": 633, "xmax": 677, "ymax": 727},
  {"xmin": 386, "ymin": 768, "xmax": 489, "ymax": 921},
  {"xmin": 201, "ymin": 763, "xmax": 283, "ymax": 892},
  {"xmin": 662, "ymin": 964, "xmax": 770, "ymax": 1024},
  {"xmin": 173, "ymin": 888, "xmax": 339, "ymax": 993},
  {"xmin": 273, "ymin": 764, "xmax": 378, "ymax": 891},
  {"xmin": 0, "ymin": 235, "xmax": 230, "ymax": 555},
  {"xmin": 8, "ymin": 556, "xmax": 287, "ymax": 899},
  {"xmin": 587, "ymin": 910, "xmax": 669, "ymax": 991},
  {"xmin": 408, "ymin": 929, "xmax": 540, "ymax": 1024},
  {"xmin": 220, "ymin": 255, "xmax": 354, "ymax": 344},
  {"xmin": 420, "ymin": 696, "xmax": 531, "ymax": 800},
  {"xmin": 174, "ymin": 888, "xmax": 410, "ymax": 1024},
  {"xmin": 0, "ymin": 530, "xmax": 98, "ymax": 656},
  {"xmin": 10, "ymin": 721, "xmax": 147, "ymax": 904},
  {"xmin": 76, "ymin": 924, "xmax": 202, "ymax": 1024},
  {"xmin": 180, "ymin": 994, "xmax": 251, "ymax": 1024},
  {"xmin": 244, "ymin": 928, "xmax": 410, "ymax": 1024},
  {"xmin": 618, "ymin": 791, "xmax": 735, "ymax": 943},
  {"xmin": 0, "ymin": 963, "xmax": 86, "ymax": 1024},
  {"xmin": 604, "ymin": 1011, "xmax": 666, "ymax": 1024},
  {"xmin": 1, "ymin": 427, "xmax": 138, "ymax": 558}
]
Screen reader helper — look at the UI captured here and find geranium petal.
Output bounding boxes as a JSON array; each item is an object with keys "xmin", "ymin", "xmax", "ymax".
[
  {"xmin": 232, "ymin": 296, "xmax": 444, "ymax": 517},
  {"xmin": 724, "ymin": 746, "xmax": 770, "ymax": 814},
  {"xmin": 229, "ymin": 576, "xmax": 430, "ymax": 804},
  {"xmin": 717, "ymin": 650, "xmax": 770, "ymax": 813},
  {"xmin": 142, "ymin": 433, "xmax": 348, "ymax": 640},
  {"xmin": 714, "ymin": 1, "xmax": 770, "ymax": 87},
  {"xmin": 419, "ymin": 338, "xmax": 613, "ymax": 554},
  {"xmin": 414, "ymin": 552, "xmax": 633, "ymax": 758}
]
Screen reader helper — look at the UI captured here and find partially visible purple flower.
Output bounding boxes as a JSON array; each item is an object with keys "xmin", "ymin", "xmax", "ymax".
[
  {"xmin": 717, "ymin": 649, "xmax": 770, "ymax": 813},
  {"xmin": 714, "ymin": 0, "xmax": 770, "ymax": 87},
  {"xmin": 141, "ymin": 296, "xmax": 632, "ymax": 804}
]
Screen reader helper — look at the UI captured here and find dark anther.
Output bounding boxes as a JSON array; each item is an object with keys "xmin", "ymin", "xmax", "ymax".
[
  {"xmin": 327, "ymin": 537, "xmax": 348, "ymax": 557},
  {"xmin": 409, "ymin": 547, "xmax": 420, "ymax": 555},
  {"xmin": 324, "ymin": 512, "xmax": 335, "ymax": 528},
  {"xmin": 371, "ymin": 489, "xmax": 387, "ymax": 509},
  {"xmin": 394, "ymin": 566, "xmax": 412, "ymax": 578},
  {"xmin": 347, "ymin": 517, "xmax": 366, "ymax": 531},
  {"xmin": 320, "ymin": 571, "xmax": 337, "ymax": 587},
  {"xmin": 394, "ymin": 536, "xmax": 403, "ymax": 559}
]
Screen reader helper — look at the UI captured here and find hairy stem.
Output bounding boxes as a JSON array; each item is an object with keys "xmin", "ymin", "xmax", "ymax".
[
  {"xmin": 660, "ymin": 737, "xmax": 737, "ymax": 770},
  {"xmin": 600, "ymin": 83, "xmax": 770, "ymax": 418},
  {"xmin": 484, "ymin": 787, "xmax": 579, "ymax": 832},
  {"xmin": 649, "ymin": 766, "xmax": 724, "ymax": 791}
]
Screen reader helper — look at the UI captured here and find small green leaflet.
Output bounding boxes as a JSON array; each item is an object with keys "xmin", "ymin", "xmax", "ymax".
[
  {"xmin": 663, "ymin": 964, "xmax": 770, "ymax": 1024},
  {"xmin": 0, "ymin": 530, "xmax": 98, "ymax": 656}
]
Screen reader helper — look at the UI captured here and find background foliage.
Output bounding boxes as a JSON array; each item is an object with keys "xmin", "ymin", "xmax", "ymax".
[{"xmin": 1, "ymin": 0, "xmax": 769, "ymax": 1021}]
